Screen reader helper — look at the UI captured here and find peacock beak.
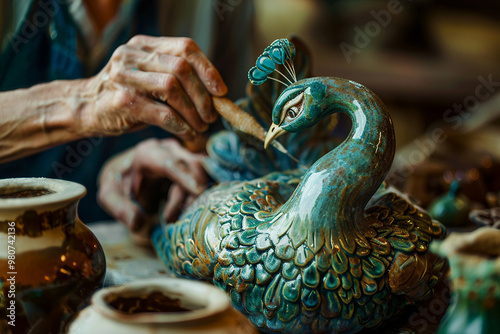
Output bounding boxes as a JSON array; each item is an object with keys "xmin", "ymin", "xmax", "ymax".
[{"xmin": 264, "ymin": 123, "xmax": 286, "ymax": 149}]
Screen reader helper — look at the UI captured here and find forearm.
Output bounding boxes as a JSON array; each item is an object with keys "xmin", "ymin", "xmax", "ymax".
[
  {"xmin": 0, "ymin": 36, "xmax": 229, "ymax": 164},
  {"xmin": 0, "ymin": 79, "xmax": 91, "ymax": 163}
]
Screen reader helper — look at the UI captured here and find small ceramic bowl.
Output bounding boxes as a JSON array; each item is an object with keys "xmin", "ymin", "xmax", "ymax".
[{"xmin": 67, "ymin": 277, "xmax": 258, "ymax": 334}]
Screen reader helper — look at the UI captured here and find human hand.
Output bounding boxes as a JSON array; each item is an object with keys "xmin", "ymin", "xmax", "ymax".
[
  {"xmin": 97, "ymin": 138, "xmax": 208, "ymax": 243},
  {"xmin": 79, "ymin": 36, "xmax": 227, "ymax": 140}
]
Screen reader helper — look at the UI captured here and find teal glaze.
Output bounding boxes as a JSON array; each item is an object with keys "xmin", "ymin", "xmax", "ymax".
[
  {"xmin": 432, "ymin": 228, "xmax": 500, "ymax": 334},
  {"xmin": 428, "ymin": 180, "xmax": 470, "ymax": 227},
  {"xmin": 153, "ymin": 39, "xmax": 446, "ymax": 333},
  {"xmin": 248, "ymin": 39, "xmax": 295, "ymax": 85}
]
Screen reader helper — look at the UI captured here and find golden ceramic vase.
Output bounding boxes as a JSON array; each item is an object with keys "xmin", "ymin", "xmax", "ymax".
[{"xmin": 0, "ymin": 178, "xmax": 106, "ymax": 334}]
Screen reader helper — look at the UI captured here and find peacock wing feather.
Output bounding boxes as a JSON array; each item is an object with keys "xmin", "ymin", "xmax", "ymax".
[
  {"xmin": 152, "ymin": 170, "xmax": 301, "ymax": 282},
  {"xmin": 152, "ymin": 182, "xmax": 240, "ymax": 280},
  {"xmin": 365, "ymin": 186, "xmax": 447, "ymax": 303},
  {"xmin": 306, "ymin": 185, "xmax": 446, "ymax": 333}
]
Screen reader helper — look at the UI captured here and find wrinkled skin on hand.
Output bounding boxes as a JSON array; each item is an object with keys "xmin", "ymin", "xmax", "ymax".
[
  {"xmin": 97, "ymin": 138, "xmax": 208, "ymax": 244},
  {"xmin": 80, "ymin": 36, "xmax": 227, "ymax": 140}
]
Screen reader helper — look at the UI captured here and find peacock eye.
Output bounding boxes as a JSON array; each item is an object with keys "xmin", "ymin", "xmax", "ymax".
[{"xmin": 287, "ymin": 106, "xmax": 298, "ymax": 119}]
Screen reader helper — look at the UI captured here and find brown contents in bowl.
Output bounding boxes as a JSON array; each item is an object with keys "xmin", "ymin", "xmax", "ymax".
[
  {"xmin": 107, "ymin": 291, "xmax": 200, "ymax": 314},
  {"xmin": 0, "ymin": 188, "xmax": 54, "ymax": 198}
]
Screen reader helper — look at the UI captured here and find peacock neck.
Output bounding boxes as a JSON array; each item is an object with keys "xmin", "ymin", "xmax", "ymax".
[{"xmin": 282, "ymin": 78, "xmax": 395, "ymax": 253}]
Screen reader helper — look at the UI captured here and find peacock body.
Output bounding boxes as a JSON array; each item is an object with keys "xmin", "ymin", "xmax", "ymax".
[{"xmin": 152, "ymin": 41, "xmax": 445, "ymax": 333}]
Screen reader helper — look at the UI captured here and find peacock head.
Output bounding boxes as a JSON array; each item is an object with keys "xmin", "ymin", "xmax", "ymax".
[
  {"xmin": 247, "ymin": 38, "xmax": 334, "ymax": 149},
  {"xmin": 264, "ymin": 78, "xmax": 329, "ymax": 149}
]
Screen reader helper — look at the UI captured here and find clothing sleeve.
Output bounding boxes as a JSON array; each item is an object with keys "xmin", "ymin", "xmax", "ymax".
[
  {"xmin": 0, "ymin": 0, "xmax": 32, "ymax": 53},
  {"xmin": 157, "ymin": 0, "xmax": 257, "ymax": 101}
]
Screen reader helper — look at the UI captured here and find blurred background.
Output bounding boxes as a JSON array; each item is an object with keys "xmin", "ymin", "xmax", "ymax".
[{"xmin": 253, "ymin": 0, "xmax": 500, "ymax": 223}]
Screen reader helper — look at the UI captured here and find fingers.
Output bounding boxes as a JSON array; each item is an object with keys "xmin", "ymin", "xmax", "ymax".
[
  {"xmin": 88, "ymin": 36, "xmax": 227, "ymax": 138},
  {"xmin": 128, "ymin": 35, "xmax": 227, "ymax": 96},
  {"xmin": 137, "ymin": 98, "xmax": 196, "ymax": 141},
  {"xmin": 112, "ymin": 39, "xmax": 222, "ymax": 133},
  {"xmin": 138, "ymin": 54, "xmax": 217, "ymax": 124},
  {"xmin": 97, "ymin": 138, "xmax": 208, "ymax": 238},
  {"xmin": 162, "ymin": 184, "xmax": 187, "ymax": 223},
  {"xmin": 98, "ymin": 169, "xmax": 146, "ymax": 231},
  {"xmin": 122, "ymin": 69, "xmax": 207, "ymax": 133},
  {"xmin": 133, "ymin": 138, "xmax": 207, "ymax": 195},
  {"xmin": 159, "ymin": 139, "xmax": 208, "ymax": 194}
]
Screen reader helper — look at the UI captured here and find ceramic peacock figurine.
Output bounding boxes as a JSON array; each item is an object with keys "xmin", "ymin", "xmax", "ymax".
[{"xmin": 152, "ymin": 39, "xmax": 446, "ymax": 333}]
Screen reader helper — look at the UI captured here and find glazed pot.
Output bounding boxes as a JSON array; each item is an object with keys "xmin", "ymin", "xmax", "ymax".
[
  {"xmin": 0, "ymin": 178, "xmax": 106, "ymax": 334},
  {"xmin": 431, "ymin": 227, "xmax": 500, "ymax": 334},
  {"xmin": 428, "ymin": 180, "xmax": 471, "ymax": 227},
  {"xmin": 68, "ymin": 277, "xmax": 258, "ymax": 334}
]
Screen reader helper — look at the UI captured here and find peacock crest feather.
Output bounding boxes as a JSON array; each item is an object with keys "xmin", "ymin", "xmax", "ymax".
[{"xmin": 248, "ymin": 38, "xmax": 297, "ymax": 86}]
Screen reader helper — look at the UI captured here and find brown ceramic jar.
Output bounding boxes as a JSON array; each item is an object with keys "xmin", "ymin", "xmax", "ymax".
[{"xmin": 0, "ymin": 178, "xmax": 106, "ymax": 334}]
